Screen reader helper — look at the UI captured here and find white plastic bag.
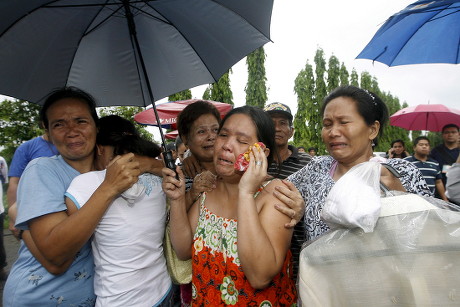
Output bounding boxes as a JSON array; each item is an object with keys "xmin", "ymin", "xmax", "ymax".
[{"xmin": 322, "ymin": 161, "xmax": 381, "ymax": 233}]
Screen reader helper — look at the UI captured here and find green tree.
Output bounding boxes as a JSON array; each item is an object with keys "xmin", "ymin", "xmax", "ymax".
[
  {"xmin": 293, "ymin": 61, "xmax": 315, "ymax": 148},
  {"xmin": 245, "ymin": 47, "xmax": 268, "ymax": 108},
  {"xmin": 0, "ymin": 99, "xmax": 42, "ymax": 163},
  {"xmin": 312, "ymin": 48, "xmax": 327, "ymax": 154},
  {"xmin": 168, "ymin": 89, "xmax": 192, "ymax": 102},
  {"xmin": 202, "ymin": 86, "xmax": 211, "ymax": 100},
  {"xmin": 98, "ymin": 107, "xmax": 154, "ymax": 142},
  {"xmin": 326, "ymin": 55, "xmax": 340, "ymax": 92},
  {"xmin": 339, "ymin": 62, "xmax": 350, "ymax": 86},
  {"xmin": 207, "ymin": 70, "xmax": 233, "ymax": 104},
  {"xmin": 350, "ymin": 69, "xmax": 359, "ymax": 87},
  {"xmin": 360, "ymin": 71, "xmax": 372, "ymax": 90}
]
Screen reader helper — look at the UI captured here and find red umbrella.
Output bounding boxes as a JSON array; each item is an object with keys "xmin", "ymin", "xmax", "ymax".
[
  {"xmin": 165, "ymin": 130, "xmax": 179, "ymax": 140},
  {"xmin": 134, "ymin": 99, "xmax": 233, "ymax": 129},
  {"xmin": 390, "ymin": 104, "xmax": 460, "ymax": 132}
]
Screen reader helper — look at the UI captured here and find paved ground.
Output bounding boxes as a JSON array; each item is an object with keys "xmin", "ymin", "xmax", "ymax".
[{"xmin": 0, "ymin": 233, "xmax": 20, "ymax": 306}]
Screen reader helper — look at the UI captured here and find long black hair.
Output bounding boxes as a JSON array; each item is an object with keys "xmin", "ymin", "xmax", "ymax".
[{"xmin": 97, "ymin": 115, "xmax": 161, "ymax": 158}]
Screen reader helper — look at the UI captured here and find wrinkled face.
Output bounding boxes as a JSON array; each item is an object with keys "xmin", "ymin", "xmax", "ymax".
[
  {"xmin": 270, "ymin": 114, "xmax": 293, "ymax": 147},
  {"xmin": 183, "ymin": 114, "xmax": 219, "ymax": 163},
  {"xmin": 442, "ymin": 127, "xmax": 459, "ymax": 145},
  {"xmin": 391, "ymin": 142, "xmax": 405, "ymax": 155},
  {"xmin": 321, "ymin": 97, "xmax": 378, "ymax": 166},
  {"xmin": 414, "ymin": 139, "xmax": 430, "ymax": 156},
  {"xmin": 214, "ymin": 113, "xmax": 258, "ymax": 178},
  {"xmin": 46, "ymin": 98, "xmax": 97, "ymax": 166}
]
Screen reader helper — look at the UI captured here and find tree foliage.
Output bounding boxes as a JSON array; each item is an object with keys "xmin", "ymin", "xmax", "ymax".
[
  {"xmin": 326, "ymin": 55, "xmax": 340, "ymax": 92},
  {"xmin": 202, "ymin": 86, "xmax": 211, "ymax": 100},
  {"xmin": 293, "ymin": 61, "xmax": 315, "ymax": 149},
  {"xmin": 98, "ymin": 107, "xmax": 155, "ymax": 142},
  {"xmin": 168, "ymin": 89, "xmax": 192, "ymax": 102},
  {"xmin": 339, "ymin": 62, "xmax": 350, "ymax": 86},
  {"xmin": 207, "ymin": 70, "xmax": 233, "ymax": 105},
  {"xmin": 292, "ymin": 47, "xmax": 421, "ymax": 154},
  {"xmin": 0, "ymin": 99, "xmax": 42, "ymax": 163},
  {"xmin": 245, "ymin": 47, "xmax": 268, "ymax": 108}
]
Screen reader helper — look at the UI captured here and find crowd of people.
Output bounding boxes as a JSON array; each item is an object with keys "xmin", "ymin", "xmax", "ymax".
[{"xmin": 0, "ymin": 85, "xmax": 458, "ymax": 306}]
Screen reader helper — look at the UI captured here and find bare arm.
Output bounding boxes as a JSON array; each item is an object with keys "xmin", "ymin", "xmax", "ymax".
[
  {"xmin": 237, "ymin": 149, "xmax": 293, "ymax": 289},
  {"xmin": 22, "ymin": 229, "xmax": 73, "ymax": 274},
  {"xmin": 181, "ymin": 154, "xmax": 202, "ymax": 178},
  {"xmin": 28, "ymin": 154, "xmax": 140, "ymax": 266},
  {"xmin": 162, "ymin": 166, "xmax": 198, "ymax": 260},
  {"xmin": 7, "ymin": 177, "xmax": 21, "ymax": 238},
  {"xmin": 135, "ymin": 154, "xmax": 164, "ymax": 177},
  {"xmin": 7, "ymin": 176, "xmax": 19, "ymax": 208},
  {"xmin": 435, "ymin": 179, "xmax": 448, "ymax": 201}
]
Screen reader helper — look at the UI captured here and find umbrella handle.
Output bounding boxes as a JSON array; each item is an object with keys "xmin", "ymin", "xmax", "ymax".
[{"xmin": 163, "ymin": 150, "xmax": 179, "ymax": 180}]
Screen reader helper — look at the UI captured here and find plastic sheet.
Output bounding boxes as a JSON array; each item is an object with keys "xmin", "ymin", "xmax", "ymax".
[
  {"xmin": 299, "ymin": 194, "xmax": 460, "ymax": 307},
  {"xmin": 322, "ymin": 162, "xmax": 381, "ymax": 233}
]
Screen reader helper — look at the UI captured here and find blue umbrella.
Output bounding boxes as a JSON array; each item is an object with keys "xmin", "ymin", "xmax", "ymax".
[{"xmin": 357, "ymin": 0, "xmax": 460, "ymax": 66}]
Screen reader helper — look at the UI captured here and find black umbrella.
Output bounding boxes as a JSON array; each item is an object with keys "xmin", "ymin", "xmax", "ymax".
[{"xmin": 0, "ymin": 0, "xmax": 273, "ymax": 168}]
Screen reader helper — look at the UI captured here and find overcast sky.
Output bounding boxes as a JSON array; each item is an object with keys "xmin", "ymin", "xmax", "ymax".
[{"xmin": 191, "ymin": 0, "xmax": 460, "ymax": 114}]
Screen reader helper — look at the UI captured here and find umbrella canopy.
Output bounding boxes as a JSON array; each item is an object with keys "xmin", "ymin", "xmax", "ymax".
[
  {"xmin": 390, "ymin": 104, "xmax": 460, "ymax": 132},
  {"xmin": 0, "ymin": 0, "xmax": 272, "ymax": 106},
  {"xmin": 357, "ymin": 0, "xmax": 460, "ymax": 66},
  {"xmin": 134, "ymin": 99, "xmax": 233, "ymax": 129},
  {"xmin": 165, "ymin": 130, "xmax": 179, "ymax": 140}
]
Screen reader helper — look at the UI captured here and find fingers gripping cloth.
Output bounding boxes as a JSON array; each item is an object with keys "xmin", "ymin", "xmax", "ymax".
[{"xmin": 234, "ymin": 142, "xmax": 266, "ymax": 172}]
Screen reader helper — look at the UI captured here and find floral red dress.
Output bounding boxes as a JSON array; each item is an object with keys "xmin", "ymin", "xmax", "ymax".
[{"xmin": 191, "ymin": 191, "xmax": 297, "ymax": 306}]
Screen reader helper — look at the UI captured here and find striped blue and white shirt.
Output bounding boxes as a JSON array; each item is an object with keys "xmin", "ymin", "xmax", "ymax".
[{"xmin": 404, "ymin": 155, "xmax": 442, "ymax": 195}]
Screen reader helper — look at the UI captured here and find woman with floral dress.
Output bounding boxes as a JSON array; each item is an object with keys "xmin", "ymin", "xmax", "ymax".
[{"xmin": 163, "ymin": 106, "xmax": 297, "ymax": 306}]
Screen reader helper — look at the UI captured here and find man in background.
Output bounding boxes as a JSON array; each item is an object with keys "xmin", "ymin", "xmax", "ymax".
[
  {"xmin": 7, "ymin": 133, "xmax": 57, "ymax": 238},
  {"xmin": 0, "ymin": 155, "xmax": 8, "ymax": 279},
  {"xmin": 405, "ymin": 136, "xmax": 447, "ymax": 201},
  {"xmin": 430, "ymin": 124, "xmax": 459, "ymax": 191},
  {"xmin": 307, "ymin": 147, "xmax": 317, "ymax": 157},
  {"xmin": 263, "ymin": 102, "xmax": 311, "ymax": 281}
]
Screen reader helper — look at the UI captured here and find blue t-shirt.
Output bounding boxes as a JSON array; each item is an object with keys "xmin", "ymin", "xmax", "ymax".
[
  {"xmin": 404, "ymin": 155, "xmax": 442, "ymax": 195},
  {"xmin": 8, "ymin": 136, "xmax": 58, "ymax": 178},
  {"xmin": 3, "ymin": 156, "xmax": 96, "ymax": 307}
]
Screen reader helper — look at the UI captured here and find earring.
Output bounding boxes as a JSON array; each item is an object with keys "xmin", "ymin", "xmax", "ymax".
[{"xmin": 371, "ymin": 140, "xmax": 375, "ymax": 147}]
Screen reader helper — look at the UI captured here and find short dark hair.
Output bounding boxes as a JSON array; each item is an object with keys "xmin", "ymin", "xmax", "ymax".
[
  {"xmin": 413, "ymin": 136, "xmax": 430, "ymax": 147},
  {"xmin": 391, "ymin": 139, "xmax": 405, "ymax": 147},
  {"xmin": 97, "ymin": 115, "xmax": 161, "ymax": 158},
  {"xmin": 40, "ymin": 87, "xmax": 99, "ymax": 129},
  {"xmin": 298, "ymin": 146, "xmax": 306, "ymax": 150},
  {"xmin": 322, "ymin": 86, "xmax": 389, "ymax": 147},
  {"xmin": 175, "ymin": 136, "xmax": 183, "ymax": 148},
  {"xmin": 177, "ymin": 100, "xmax": 221, "ymax": 139},
  {"xmin": 442, "ymin": 124, "xmax": 459, "ymax": 132},
  {"xmin": 307, "ymin": 147, "xmax": 317, "ymax": 152},
  {"xmin": 219, "ymin": 106, "xmax": 279, "ymax": 168}
]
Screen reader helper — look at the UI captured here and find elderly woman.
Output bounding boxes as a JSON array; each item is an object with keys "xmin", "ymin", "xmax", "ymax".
[
  {"xmin": 288, "ymin": 86, "xmax": 431, "ymax": 243},
  {"xmin": 163, "ymin": 106, "xmax": 297, "ymax": 305}
]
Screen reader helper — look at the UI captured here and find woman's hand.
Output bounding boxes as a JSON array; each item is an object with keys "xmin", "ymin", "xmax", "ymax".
[
  {"xmin": 102, "ymin": 153, "xmax": 141, "ymax": 196},
  {"xmin": 238, "ymin": 146, "xmax": 268, "ymax": 196},
  {"xmin": 182, "ymin": 154, "xmax": 202, "ymax": 178},
  {"xmin": 189, "ymin": 170, "xmax": 216, "ymax": 197},
  {"xmin": 162, "ymin": 166, "xmax": 186, "ymax": 201},
  {"xmin": 273, "ymin": 180, "xmax": 305, "ymax": 228}
]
